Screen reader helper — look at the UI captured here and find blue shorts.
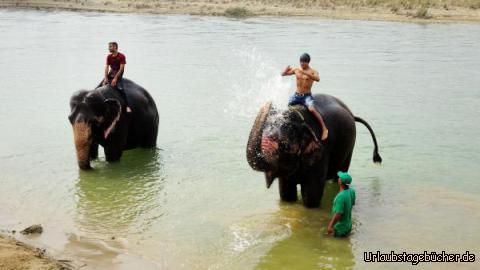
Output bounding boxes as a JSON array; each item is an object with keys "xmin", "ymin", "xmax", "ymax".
[{"xmin": 288, "ymin": 92, "xmax": 315, "ymax": 108}]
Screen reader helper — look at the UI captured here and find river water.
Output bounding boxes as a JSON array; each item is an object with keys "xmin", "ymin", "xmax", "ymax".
[{"xmin": 0, "ymin": 8, "xmax": 479, "ymax": 270}]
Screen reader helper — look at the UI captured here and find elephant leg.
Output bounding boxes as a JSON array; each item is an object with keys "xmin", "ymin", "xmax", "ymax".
[
  {"xmin": 104, "ymin": 134, "xmax": 126, "ymax": 162},
  {"xmin": 301, "ymin": 168, "xmax": 328, "ymax": 208},
  {"xmin": 104, "ymin": 146, "xmax": 123, "ymax": 162},
  {"xmin": 140, "ymin": 129, "xmax": 157, "ymax": 148},
  {"xmin": 140, "ymin": 119, "xmax": 158, "ymax": 148},
  {"xmin": 89, "ymin": 141, "xmax": 98, "ymax": 160},
  {"xmin": 278, "ymin": 177, "xmax": 297, "ymax": 202},
  {"xmin": 104, "ymin": 124, "xmax": 128, "ymax": 162}
]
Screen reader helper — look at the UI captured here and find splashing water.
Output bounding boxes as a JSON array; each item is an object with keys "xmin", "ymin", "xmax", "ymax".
[
  {"xmin": 229, "ymin": 222, "xmax": 291, "ymax": 253},
  {"xmin": 226, "ymin": 47, "xmax": 292, "ymax": 119}
]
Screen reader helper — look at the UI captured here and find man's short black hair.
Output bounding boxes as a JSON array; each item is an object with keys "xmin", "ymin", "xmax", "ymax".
[
  {"xmin": 300, "ymin": 53, "xmax": 311, "ymax": 63},
  {"xmin": 109, "ymin": 41, "xmax": 118, "ymax": 48}
]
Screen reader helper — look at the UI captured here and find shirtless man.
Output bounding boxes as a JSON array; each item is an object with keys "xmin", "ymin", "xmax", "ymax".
[{"xmin": 281, "ymin": 53, "xmax": 328, "ymax": 141}]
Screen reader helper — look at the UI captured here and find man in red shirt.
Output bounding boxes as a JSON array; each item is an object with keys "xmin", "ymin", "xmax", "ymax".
[{"xmin": 102, "ymin": 41, "xmax": 131, "ymax": 112}]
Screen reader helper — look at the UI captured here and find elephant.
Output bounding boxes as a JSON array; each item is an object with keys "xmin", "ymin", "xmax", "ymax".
[
  {"xmin": 246, "ymin": 94, "xmax": 381, "ymax": 208},
  {"xmin": 69, "ymin": 78, "xmax": 159, "ymax": 170}
]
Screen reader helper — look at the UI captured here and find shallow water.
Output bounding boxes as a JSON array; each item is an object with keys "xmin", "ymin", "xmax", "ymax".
[{"xmin": 0, "ymin": 9, "xmax": 479, "ymax": 269}]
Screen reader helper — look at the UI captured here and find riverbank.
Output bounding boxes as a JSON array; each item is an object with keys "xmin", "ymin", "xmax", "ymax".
[
  {"xmin": 1, "ymin": 0, "xmax": 480, "ymax": 23},
  {"xmin": 0, "ymin": 234, "xmax": 64, "ymax": 270}
]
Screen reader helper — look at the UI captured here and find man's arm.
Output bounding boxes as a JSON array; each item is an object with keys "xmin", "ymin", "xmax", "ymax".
[
  {"xmin": 103, "ymin": 65, "xmax": 109, "ymax": 85},
  {"xmin": 112, "ymin": 64, "xmax": 125, "ymax": 86},
  {"xmin": 281, "ymin": 65, "xmax": 296, "ymax": 76},
  {"xmin": 299, "ymin": 69, "xmax": 320, "ymax": 82},
  {"xmin": 114, "ymin": 64, "xmax": 125, "ymax": 80},
  {"xmin": 327, "ymin": 213, "xmax": 342, "ymax": 234}
]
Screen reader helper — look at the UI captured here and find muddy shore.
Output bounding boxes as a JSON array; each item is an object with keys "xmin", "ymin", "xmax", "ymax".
[
  {"xmin": 0, "ymin": 234, "xmax": 65, "ymax": 270},
  {"xmin": 1, "ymin": 0, "xmax": 480, "ymax": 23}
]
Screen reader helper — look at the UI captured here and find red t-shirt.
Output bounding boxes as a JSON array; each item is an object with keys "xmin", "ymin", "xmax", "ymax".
[{"xmin": 106, "ymin": 52, "xmax": 126, "ymax": 77}]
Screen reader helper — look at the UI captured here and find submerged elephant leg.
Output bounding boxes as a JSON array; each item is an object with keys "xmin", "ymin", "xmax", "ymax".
[
  {"xmin": 140, "ymin": 120, "xmax": 158, "ymax": 148},
  {"xmin": 104, "ymin": 122, "xmax": 128, "ymax": 162},
  {"xmin": 89, "ymin": 141, "xmax": 99, "ymax": 160},
  {"xmin": 104, "ymin": 136, "xmax": 125, "ymax": 162},
  {"xmin": 301, "ymin": 169, "xmax": 328, "ymax": 208},
  {"xmin": 104, "ymin": 146, "xmax": 123, "ymax": 162},
  {"xmin": 278, "ymin": 177, "xmax": 298, "ymax": 202}
]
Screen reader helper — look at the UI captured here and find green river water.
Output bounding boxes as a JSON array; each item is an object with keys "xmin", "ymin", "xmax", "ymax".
[{"xmin": 0, "ymin": 9, "xmax": 479, "ymax": 270}]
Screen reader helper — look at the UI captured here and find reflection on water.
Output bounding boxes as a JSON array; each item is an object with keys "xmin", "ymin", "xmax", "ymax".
[
  {"xmin": 75, "ymin": 148, "xmax": 164, "ymax": 234},
  {"xmin": 255, "ymin": 181, "xmax": 355, "ymax": 270},
  {"xmin": 69, "ymin": 149, "xmax": 165, "ymax": 268}
]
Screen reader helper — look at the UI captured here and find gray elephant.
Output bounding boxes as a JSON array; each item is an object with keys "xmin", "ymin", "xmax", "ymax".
[
  {"xmin": 69, "ymin": 78, "xmax": 159, "ymax": 170},
  {"xmin": 246, "ymin": 94, "xmax": 381, "ymax": 208}
]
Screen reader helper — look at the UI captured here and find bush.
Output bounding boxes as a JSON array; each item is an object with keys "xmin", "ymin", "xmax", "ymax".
[
  {"xmin": 224, "ymin": 7, "xmax": 251, "ymax": 18},
  {"xmin": 390, "ymin": 6, "xmax": 399, "ymax": 14},
  {"xmin": 470, "ymin": 2, "xmax": 480, "ymax": 10},
  {"xmin": 135, "ymin": 3, "xmax": 151, "ymax": 9},
  {"xmin": 414, "ymin": 6, "xmax": 432, "ymax": 19}
]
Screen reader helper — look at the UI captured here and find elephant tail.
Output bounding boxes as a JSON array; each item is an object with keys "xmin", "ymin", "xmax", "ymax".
[{"xmin": 354, "ymin": 116, "xmax": 382, "ymax": 164}]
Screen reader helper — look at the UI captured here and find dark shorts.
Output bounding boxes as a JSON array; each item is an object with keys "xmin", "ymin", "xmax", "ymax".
[
  {"xmin": 109, "ymin": 75, "xmax": 124, "ymax": 90},
  {"xmin": 288, "ymin": 92, "xmax": 315, "ymax": 107}
]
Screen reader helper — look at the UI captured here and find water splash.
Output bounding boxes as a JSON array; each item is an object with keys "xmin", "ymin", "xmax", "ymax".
[
  {"xmin": 225, "ymin": 47, "xmax": 292, "ymax": 119},
  {"xmin": 229, "ymin": 217, "xmax": 292, "ymax": 253}
]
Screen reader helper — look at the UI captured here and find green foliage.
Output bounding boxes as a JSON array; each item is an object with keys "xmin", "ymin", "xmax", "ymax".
[
  {"xmin": 414, "ymin": 6, "xmax": 432, "ymax": 18},
  {"xmin": 224, "ymin": 6, "xmax": 251, "ymax": 18}
]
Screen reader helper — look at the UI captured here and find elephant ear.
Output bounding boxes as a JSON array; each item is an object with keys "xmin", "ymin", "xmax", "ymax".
[{"xmin": 103, "ymin": 98, "xmax": 122, "ymax": 140}]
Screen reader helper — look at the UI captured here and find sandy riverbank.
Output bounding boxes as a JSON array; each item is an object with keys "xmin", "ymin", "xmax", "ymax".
[
  {"xmin": 1, "ymin": 0, "xmax": 480, "ymax": 23},
  {"xmin": 0, "ymin": 234, "xmax": 64, "ymax": 270}
]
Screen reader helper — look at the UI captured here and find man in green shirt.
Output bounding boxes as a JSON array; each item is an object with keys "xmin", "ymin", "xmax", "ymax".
[{"xmin": 327, "ymin": 171, "xmax": 356, "ymax": 237}]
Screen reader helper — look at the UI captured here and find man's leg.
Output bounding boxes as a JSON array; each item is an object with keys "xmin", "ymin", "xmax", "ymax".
[
  {"xmin": 288, "ymin": 93, "xmax": 299, "ymax": 106},
  {"xmin": 116, "ymin": 78, "xmax": 131, "ymax": 113},
  {"xmin": 306, "ymin": 97, "xmax": 328, "ymax": 141}
]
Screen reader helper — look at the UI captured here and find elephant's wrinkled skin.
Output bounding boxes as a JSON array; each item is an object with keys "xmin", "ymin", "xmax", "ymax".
[
  {"xmin": 69, "ymin": 78, "xmax": 159, "ymax": 170},
  {"xmin": 246, "ymin": 94, "xmax": 381, "ymax": 208}
]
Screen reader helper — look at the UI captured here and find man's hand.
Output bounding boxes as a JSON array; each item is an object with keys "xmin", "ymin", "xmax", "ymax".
[
  {"xmin": 111, "ymin": 77, "xmax": 118, "ymax": 87},
  {"xmin": 282, "ymin": 65, "xmax": 295, "ymax": 76},
  {"xmin": 327, "ymin": 213, "xmax": 342, "ymax": 236},
  {"xmin": 297, "ymin": 68, "xmax": 310, "ymax": 76},
  {"xmin": 102, "ymin": 78, "xmax": 109, "ymax": 86}
]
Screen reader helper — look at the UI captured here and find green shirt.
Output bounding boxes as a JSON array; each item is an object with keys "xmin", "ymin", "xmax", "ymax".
[{"xmin": 332, "ymin": 187, "xmax": 356, "ymax": 236}]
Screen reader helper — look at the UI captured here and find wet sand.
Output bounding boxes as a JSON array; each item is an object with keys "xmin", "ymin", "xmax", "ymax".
[
  {"xmin": 1, "ymin": 0, "xmax": 480, "ymax": 23},
  {"xmin": 0, "ymin": 235, "xmax": 62, "ymax": 270}
]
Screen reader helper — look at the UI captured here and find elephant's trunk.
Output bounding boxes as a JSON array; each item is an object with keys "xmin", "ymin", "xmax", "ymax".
[
  {"xmin": 73, "ymin": 122, "xmax": 92, "ymax": 170},
  {"xmin": 246, "ymin": 102, "xmax": 273, "ymax": 171}
]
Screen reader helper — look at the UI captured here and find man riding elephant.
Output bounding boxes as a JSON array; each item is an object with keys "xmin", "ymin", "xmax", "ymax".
[
  {"xmin": 282, "ymin": 53, "xmax": 328, "ymax": 141},
  {"xmin": 100, "ymin": 41, "xmax": 131, "ymax": 113}
]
